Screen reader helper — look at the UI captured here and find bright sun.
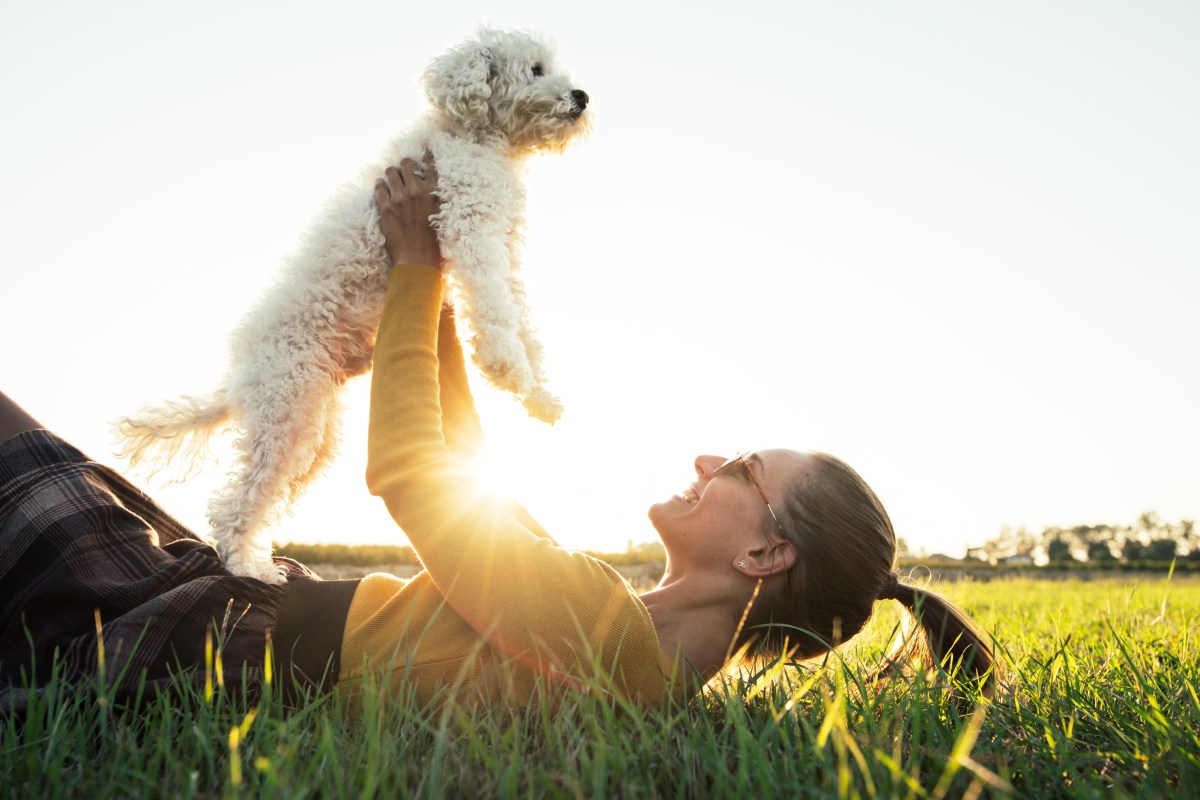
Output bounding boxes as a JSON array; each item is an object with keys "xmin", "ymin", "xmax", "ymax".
[{"xmin": 466, "ymin": 444, "xmax": 527, "ymax": 502}]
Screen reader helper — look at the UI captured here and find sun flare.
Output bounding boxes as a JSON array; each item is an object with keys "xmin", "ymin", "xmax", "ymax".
[{"xmin": 466, "ymin": 445, "xmax": 526, "ymax": 503}]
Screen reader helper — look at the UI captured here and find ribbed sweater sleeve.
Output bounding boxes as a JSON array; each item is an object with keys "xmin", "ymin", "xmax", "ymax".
[
  {"xmin": 434, "ymin": 302, "xmax": 484, "ymax": 460},
  {"xmin": 433, "ymin": 299, "xmax": 550, "ymax": 539},
  {"xmin": 364, "ymin": 266, "xmax": 665, "ymax": 700}
]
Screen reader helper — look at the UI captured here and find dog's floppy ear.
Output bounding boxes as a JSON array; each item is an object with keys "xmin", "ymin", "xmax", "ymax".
[{"xmin": 423, "ymin": 42, "xmax": 493, "ymax": 129}]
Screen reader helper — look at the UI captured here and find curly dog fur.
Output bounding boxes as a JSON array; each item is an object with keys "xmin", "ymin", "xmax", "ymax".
[{"xmin": 116, "ymin": 28, "xmax": 590, "ymax": 582}]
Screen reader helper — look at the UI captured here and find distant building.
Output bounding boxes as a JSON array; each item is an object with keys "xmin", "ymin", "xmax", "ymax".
[{"xmin": 999, "ymin": 554, "xmax": 1034, "ymax": 566}]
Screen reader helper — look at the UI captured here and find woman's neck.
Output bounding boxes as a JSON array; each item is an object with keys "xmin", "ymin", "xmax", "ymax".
[{"xmin": 640, "ymin": 575, "xmax": 751, "ymax": 685}]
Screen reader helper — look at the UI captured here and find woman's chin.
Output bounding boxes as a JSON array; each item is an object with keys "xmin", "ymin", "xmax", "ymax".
[
  {"xmin": 646, "ymin": 501, "xmax": 668, "ymax": 534},
  {"xmin": 646, "ymin": 499, "xmax": 680, "ymax": 542}
]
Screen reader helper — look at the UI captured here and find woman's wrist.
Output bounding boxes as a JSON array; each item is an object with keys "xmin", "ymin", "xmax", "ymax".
[{"xmin": 386, "ymin": 243, "xmax": 441, "ymax": 270}]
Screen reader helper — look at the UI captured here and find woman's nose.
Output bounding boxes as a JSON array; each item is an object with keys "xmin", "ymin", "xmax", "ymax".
[{"xmin": 694, "ymin": 455, "xmax": 722, "ymax": 478}]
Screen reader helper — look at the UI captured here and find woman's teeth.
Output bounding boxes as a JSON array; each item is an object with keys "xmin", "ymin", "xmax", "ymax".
[{"xmin": 682, "ymin": 487, "xmax": 698, "ymax": 504}]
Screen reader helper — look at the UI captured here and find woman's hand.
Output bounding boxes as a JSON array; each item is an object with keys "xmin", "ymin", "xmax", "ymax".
[{"xmin": 375, "ymin": 154, "xmax": 442, "ymax": 269}]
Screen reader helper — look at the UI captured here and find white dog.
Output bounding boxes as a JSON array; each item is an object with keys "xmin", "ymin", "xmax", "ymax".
[{"xmin": 116, "ymin": 28, "xmax": 590, "ymax": 583}]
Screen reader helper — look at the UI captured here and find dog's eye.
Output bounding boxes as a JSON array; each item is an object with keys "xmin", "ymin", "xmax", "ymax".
[{"xmin": 531, "ymin": 63, "xmax": 544, "ymax": 78}]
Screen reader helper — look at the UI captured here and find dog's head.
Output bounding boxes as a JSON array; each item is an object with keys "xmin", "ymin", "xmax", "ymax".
[{"xmin": 422, "ymin": 28, "xmax": 590, "ymax": 153}]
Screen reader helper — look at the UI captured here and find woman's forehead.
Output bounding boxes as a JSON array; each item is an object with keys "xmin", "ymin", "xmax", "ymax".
[{"xmin": 755, "ymin": 449, "xmax": 813, "ymax": 482}]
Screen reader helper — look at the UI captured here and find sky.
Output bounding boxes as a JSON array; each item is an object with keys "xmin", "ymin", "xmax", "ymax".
[{"xmin": 2, "ymin": 0, "xmax": 1197, "ymax": 557}]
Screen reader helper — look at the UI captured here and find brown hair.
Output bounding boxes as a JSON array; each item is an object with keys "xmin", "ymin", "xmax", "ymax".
[{"xmin": 744, "ymin": 452, "xmax": 997, "ymax": 690}]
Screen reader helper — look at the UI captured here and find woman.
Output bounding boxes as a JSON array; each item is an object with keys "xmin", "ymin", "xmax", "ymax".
[{"xmin": 0, "ymin": 159, "xmax": 994, "ymax": 710}]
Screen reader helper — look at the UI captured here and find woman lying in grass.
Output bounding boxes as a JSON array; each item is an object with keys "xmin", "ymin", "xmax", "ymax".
[{"xmin": 0, "ymin": 158, "xmax": 995, "ymax": 711}]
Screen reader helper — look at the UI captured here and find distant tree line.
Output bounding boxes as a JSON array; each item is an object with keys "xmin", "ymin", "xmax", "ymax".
[
  {"xmin": 281, "ymin": 517, "xmax": 1197, "ymax": 572},
  {"xmin": 276, "ymin": 542, "xmax": 420, "ymax": 567},
  {"xmin": 587, "ymin": 540, "xmax": 667, "ymax": 566},
  {"xmin": 963, "ymin": 511, "xmax": 1198, "ymax": 566},
  {"xmin": 275, "ymin": 539, "xmax": 668, "ymax": 568}
]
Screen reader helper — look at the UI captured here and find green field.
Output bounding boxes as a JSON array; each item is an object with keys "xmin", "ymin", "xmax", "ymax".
[{"xmin": 3, "ymin": 575, "xmax": 1198, "ymax": 798}]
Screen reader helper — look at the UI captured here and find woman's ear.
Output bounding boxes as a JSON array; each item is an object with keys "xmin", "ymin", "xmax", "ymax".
[
  {"xmin": 422, "ymin": 44, "xmax": 493, "ymax": 129},
  {"xmin": 736, "ymin": 540, "xmax": 796, "ymax": 578}
]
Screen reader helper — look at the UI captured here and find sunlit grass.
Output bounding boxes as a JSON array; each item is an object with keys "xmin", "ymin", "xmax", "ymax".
[{"xmin": 2, "ymin": 576, "xmax": 1198, "ymax": 798}]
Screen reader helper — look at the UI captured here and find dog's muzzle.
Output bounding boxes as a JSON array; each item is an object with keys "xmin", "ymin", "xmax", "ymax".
[{"xmin": 568, "ymin": 89, "xmax": 589, "ymax": 119}]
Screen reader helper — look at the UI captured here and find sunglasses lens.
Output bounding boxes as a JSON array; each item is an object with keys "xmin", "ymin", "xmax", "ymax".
[
  {"xmin": 716, "ymin": 455, "xmax": 749, "ymax": 481},
  {"xmin": 716, "ymin": 452, "xmax": 785, "ymax": 537}
]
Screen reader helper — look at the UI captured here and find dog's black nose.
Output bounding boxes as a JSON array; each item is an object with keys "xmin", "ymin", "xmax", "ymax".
[{"xmin": 571, "ymin": 89, "xmax": 589, "ymax": 109}]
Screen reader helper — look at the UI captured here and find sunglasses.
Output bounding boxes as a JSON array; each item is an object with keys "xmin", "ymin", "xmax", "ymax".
[{"xmin": 714, "ymin": 452, "xmax": 786, "ymax": 539}]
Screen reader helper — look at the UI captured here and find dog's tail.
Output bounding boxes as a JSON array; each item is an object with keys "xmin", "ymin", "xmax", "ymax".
[{"xmin": 114, "ymin": 393, "xmax": 232, "ymax": 480}]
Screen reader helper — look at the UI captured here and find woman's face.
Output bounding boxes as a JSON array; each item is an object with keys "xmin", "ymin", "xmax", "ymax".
[{"xmin": 648, "ymin": 449, "xmax": 813, "ymax": 570}]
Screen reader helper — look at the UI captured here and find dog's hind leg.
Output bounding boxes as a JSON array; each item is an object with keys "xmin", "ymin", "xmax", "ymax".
[
  {"xmin": 207, "ymin": 371, "xmax": 336, "ymax": 584},
  {"xmin": 207, "ymin": 430, "xmax": 293, "ymax": 583},
  {"xmin": 288, "ymin": 390, "xmax": 344, "ymax": 501}
]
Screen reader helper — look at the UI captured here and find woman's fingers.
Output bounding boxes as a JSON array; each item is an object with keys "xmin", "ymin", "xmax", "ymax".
[
  {"xmin": 378, "ymin": 154, "xmax": 442, "ymax": 269},
  {"xmin": 394, "ymin": 154, "xmax": 438, "ymax": 190},
  {"xmin": 397, "ymin": 158, "xmax": 420, "ymax": 188},
  {"xmin": 386, "ymin": 164, "xmax": 407, "ymax": 195},
  {"xmin": 420, "ymin": 150, "xmax": 438, "ymax": 186},
  {"xmin": 374, "ymin": 165, "xmax": 407, "ymax": 210},
  {"xmin": 373, "ymin": 178, "xmax": 388, "ymax": 207},
  {"xmin": 379, "ymin": 155, "xmax": 437, "ymax": 203}
]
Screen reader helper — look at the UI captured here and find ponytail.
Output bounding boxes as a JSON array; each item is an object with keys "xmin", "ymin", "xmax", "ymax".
[
  {"xmin": 766, "ymin": 452, "xmax": 1000, "ymax": 695},
  {"xmin": 878, "ymin": 576, "xmax": 998, "ymax": 693}
]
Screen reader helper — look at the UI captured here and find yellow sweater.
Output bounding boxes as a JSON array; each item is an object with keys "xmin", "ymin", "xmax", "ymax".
[{"xmin": 340, "ymin": 265, "xmax": 674, "ymax": 705}]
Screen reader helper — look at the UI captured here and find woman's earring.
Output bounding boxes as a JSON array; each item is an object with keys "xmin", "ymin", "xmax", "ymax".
[{"xmin": 738, "ymin": 560, "xmax": 747, "ymax": 569}]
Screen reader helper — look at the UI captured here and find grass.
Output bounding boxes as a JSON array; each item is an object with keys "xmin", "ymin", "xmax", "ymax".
[{"xmin": 3, "ymin": 574, "xmax": 1198, "ymax": 798}]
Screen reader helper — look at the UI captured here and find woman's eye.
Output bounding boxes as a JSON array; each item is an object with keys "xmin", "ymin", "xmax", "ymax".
[
  {"xmin": 531, "ymin": 64, "xmax": 544, "ymax": 77},
  {"xmin": 717, "ymin": 462, "xmax": 750, "ymax": 482}
]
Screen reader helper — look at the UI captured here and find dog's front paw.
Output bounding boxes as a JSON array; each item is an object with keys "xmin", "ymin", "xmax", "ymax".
[{"xmin": 522, "ymin": 388, "xmax": 564, "ymax": 425}]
